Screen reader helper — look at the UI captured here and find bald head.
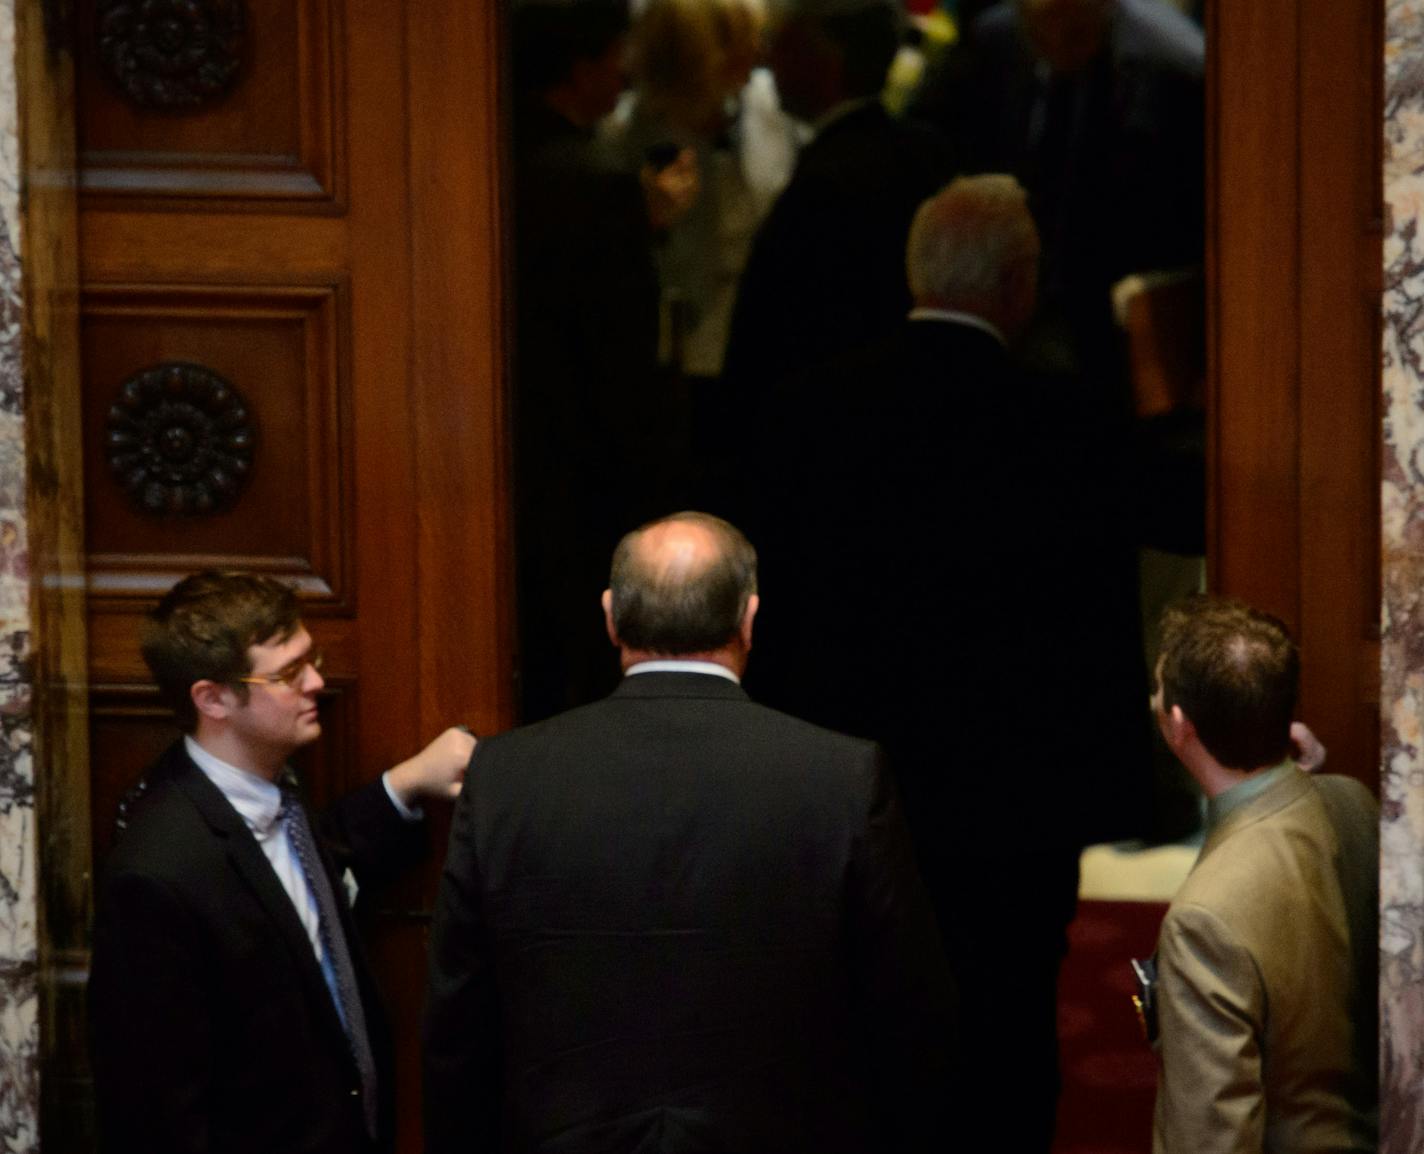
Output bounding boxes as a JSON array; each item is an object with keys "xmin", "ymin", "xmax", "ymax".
[{"xmin": 605, "ymin": 512, "xmax": 759, "ymax": 664}]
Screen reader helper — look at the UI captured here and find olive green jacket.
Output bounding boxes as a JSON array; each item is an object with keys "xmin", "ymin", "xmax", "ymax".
[{"xmin": 1152, "ymin": 763, "xmax": 1378, "ymax": 1154}]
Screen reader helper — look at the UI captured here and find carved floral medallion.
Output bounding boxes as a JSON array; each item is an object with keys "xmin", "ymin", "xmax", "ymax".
[
  {"xmin": 105, "ymin": 362, "xmax": 255, "ymax": 515},
  {"xmin": 97, "ymin": 0, "xmax": 248, "ymax": 110}
]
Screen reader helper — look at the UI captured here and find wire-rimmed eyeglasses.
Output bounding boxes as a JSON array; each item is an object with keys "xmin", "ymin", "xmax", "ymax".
[{"xmin": 237, "ymin": 650, "xmax": 324, "ymax": 691}]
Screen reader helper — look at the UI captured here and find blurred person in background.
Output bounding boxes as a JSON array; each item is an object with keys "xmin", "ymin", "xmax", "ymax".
[{"xmin": 511, "ymin": 0, "xmax": 698, "ymax": 722}]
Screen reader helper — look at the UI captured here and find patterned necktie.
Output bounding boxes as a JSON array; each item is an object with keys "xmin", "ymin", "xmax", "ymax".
[{"xmin": 279, "ymin": 783, "xmax": 379, "ymax": 1141}]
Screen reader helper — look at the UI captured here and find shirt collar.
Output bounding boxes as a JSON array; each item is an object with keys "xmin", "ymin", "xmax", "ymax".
[
  {"xmin": 908, "ymin": 307, "xmax": 1008, "ymax": 347},
  {"xmin": 185, "ymin": 735, "xmax": 285, "ymax": 837},
  {"xmin": 624, "ymin": 659, "xmax": 740, "ymax": 684},
  {"xmin": 1205, "ymin": 759, "xmax": 1298, "ymax": 831}
]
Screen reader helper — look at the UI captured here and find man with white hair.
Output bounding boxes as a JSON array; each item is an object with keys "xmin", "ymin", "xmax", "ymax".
[{"xmin": 750, "ymin": 172, "xmax": 1152, "ymax": 1149}]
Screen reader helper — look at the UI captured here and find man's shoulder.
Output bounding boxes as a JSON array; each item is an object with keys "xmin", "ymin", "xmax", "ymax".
[
  {"xmin": 1312, "ymin": 773, "xmax": 1380, "ymax": 823},
  {"xmin": 481, "ymin": 686, "xmax": 879, "ymax": 764},
  {"xmin": 1170, "ymin": 777, "xmax": 1340, "ymax": 919},
  {"xmin": 789, "ymin": 106, "xmax": 949, "ymax": 200},
  {"xmin": 102, "ymin": 743, "xmax": 215, "ymax": 880}
]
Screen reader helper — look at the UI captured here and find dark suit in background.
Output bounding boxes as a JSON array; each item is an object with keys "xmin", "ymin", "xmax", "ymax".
[
  {"xmin": 751, "ymin": 314, "xmax": 1151, "ymax": 1149},
  {"xmin": 915, "ymin": 0, "xmax": 1206, "ymax": 560},
  {"xmin": 712, "ymin": 100, "xmax": 953, "ymax": 509},
  {"xmin": 753, "ymin": 316, "xmax": 1150, "ymax": 840},
  {"xmin": 89, "ymin": 742, "xmax": 422, "ymax": 1154},
  {"xmin": 722, "ymin": 100, "xmax": 953, "ymax": 397},
  {"xmin": 424, "ymin": 671, "xmax": 955, "ymax": 1153}
]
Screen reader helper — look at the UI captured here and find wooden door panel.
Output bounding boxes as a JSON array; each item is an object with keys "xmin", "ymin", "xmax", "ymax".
[
  {"xmin": 80, "ymin": 282, "xmax": 351, "ymax": 599},
  {"xmin": 87, "ymin": 691, "xmax": 175, "ymax": 863},
  {"xmin": 76, "ymin": 0, "xmax": 343, "ymax": 204}
]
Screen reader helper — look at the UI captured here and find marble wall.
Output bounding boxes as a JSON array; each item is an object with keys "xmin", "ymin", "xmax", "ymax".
[
  {"xmin": 0, "ymin": 0, "xmax": 39, "ymax": 1148},
  {"xmin": 1383, "ymin": 2, "xmax": 1424, "ymax": 1149}
]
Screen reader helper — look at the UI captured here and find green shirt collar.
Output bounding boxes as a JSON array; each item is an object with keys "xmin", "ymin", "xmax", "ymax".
[{"xmin": 1206, "ymin": 759, "xmax": 1298, "ymax": 831}]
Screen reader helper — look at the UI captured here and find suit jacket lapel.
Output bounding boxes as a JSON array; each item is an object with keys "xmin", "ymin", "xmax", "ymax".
[{"xmin": 173, "ymin": 755, "xmax": 358, "ymax": 1061}]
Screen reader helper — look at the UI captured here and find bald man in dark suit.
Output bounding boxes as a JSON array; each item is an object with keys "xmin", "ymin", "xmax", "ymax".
[{"xmin": 425, "ymin": 512, "xmax": 955, "ymax": 1153}]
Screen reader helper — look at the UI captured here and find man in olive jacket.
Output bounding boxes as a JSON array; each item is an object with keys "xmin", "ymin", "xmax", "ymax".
[{"xmin": 1150, "ymin": 596, "xmax": 1378, "ymax": 1153}]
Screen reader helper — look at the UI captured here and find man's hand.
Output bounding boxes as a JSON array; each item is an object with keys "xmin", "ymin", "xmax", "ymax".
[
  {"xmin": 1290, "ymin": 721, "xmax": 1327, "ymax": 773},
  {"xmin": 641, "ymin": 147, "xmax": 699, "ymax": 232},
  {"xmin": 386, "ymin": 727, "xmax": 477, "ymax": 806}
]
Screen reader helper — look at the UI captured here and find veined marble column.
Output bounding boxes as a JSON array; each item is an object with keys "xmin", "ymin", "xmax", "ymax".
[
  {"xmin": 0, "ymin": 0, "xmax": 38, "ymax": 1146},
  {"xmin": 1384, "ymin": 3, "xmax": 1424, "ymax": 1148}
]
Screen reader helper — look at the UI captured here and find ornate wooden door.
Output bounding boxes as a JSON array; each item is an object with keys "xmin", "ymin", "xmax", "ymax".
[{"xmin": 74, "ymin": 2, "xmax": 511, "ymax": 1148}]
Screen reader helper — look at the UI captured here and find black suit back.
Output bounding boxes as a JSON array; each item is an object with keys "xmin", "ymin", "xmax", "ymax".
[
  {"xmin": 718, "ymin": 103, "xmax": 954, "ymax": 454},
  {"xmin": 749, "ymin": 321, "xmax": 1151, "ymax": 853},
  {"xmin": 424, "ymin": 673, "xmax": 954, "ymax": 1154}
]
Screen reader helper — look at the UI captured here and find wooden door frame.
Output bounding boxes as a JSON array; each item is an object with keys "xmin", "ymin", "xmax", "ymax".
[{"xmin": 1206, "ymin": 0, "xmax": 1382, "ymax": 792}]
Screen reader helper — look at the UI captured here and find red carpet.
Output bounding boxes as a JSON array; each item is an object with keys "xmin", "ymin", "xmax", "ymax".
[{"xmin": 1053, "ymin": 900, "xmax": 1168, "ymax": 1154}]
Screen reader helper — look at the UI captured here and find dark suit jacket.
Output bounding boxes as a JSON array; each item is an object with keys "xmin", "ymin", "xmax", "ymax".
[
  {"xmin": 717, "ymin": 100, "xmax": 953, "ymax": 480},
  {"xmin": 747, "ymin": 317, "xmax": 1150, "ymax": 1149},
  {"xmin": 749, "ymin": 318, "xmax": 1151, "ymax": 858},
  {"xmin": 424, "ymin": 672, "xmax": 955, "ymax": 1154},
  {"xmin": 89, "ymin": 741, "xmax": 424, "ymax": 1154}
]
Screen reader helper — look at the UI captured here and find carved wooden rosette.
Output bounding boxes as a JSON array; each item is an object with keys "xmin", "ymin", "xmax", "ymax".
[
  {"xmin": 97, "ymin": 0, "xmax": 247, "ymax": 110},
  {"xmin": 105, "ymin": 361, "xmax": 255, "ymax": 514}
]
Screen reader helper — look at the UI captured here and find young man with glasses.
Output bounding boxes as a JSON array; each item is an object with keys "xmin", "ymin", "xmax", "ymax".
[{"xmin": 88, "ymin": 570, "xmax": 474, "ymax": 1154}]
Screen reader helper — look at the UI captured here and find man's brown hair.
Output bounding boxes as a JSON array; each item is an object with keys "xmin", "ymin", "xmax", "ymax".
[
  {"xmin": 141, "ymin": 571, "xmax": 302, "ymax": 731},
  {"xmin": 1156, "ymin": 595, "xmax": 1299, "ymax": 771}
]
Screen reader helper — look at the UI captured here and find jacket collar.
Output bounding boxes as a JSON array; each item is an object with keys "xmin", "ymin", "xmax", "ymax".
[
  {"xmin": 1196, "ymin": 761, "xmax": 1308, "ymax": 866},
  {"xmin": 611, "ymin": 671, "xmax": 750, "ymax": 703},
  {"xmin": 184, "ymin": 735, "xmax": 284, "ymax": 837}
]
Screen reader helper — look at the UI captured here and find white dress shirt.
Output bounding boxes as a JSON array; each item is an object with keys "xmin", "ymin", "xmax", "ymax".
[
  {"xmin": 185, "ymin": 737, "xmax": 421, "ymax": 965},
  {"xmin": 624, "ymin": 659, "xmax": 740, "ymax": 684},
  {"xmin": 186, "ymin": 735, "xmax": 324, "ymax": 961}
]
